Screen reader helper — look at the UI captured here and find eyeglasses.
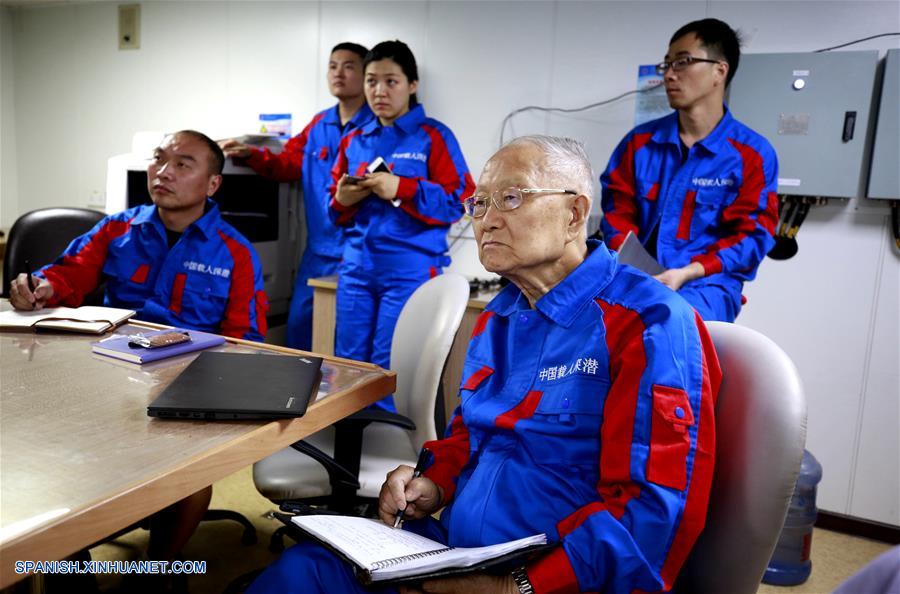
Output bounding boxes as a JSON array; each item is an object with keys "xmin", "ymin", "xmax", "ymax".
[
  {"xmin": 655, "ymin": 56, "xmax": 722, "ymax": 76},
  {"xmin": 463, "ymin": 187, "xmax": 577, "ymax": 218}
]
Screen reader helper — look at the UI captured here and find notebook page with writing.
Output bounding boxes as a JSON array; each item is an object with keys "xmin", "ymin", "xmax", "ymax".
[{"xmin": 291, "ymin": 515, "xmax": 449, "ymax": 572}]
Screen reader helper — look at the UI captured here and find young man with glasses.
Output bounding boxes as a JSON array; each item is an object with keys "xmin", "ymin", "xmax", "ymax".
[{"xmin": 600, "ymin": 18, "xmax": 779, "ymax": 322}]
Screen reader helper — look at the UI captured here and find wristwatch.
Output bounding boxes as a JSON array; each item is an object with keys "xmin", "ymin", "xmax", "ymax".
[{"xmin": 511, "ymin": 566, "xmax": 535, "ymax": 594}]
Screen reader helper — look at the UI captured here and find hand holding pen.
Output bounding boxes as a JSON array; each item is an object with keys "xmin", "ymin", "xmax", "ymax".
[
  {"xmin": 9, "ymin": 260, "xmax": 55, "ymax": 311},
  {"xmin": 379, "ymin": 448, "xmax": 438, "ymax": 529},
  {"xmin": 394, "ymin": 448, "xmax": 432, "ymax": 527}
]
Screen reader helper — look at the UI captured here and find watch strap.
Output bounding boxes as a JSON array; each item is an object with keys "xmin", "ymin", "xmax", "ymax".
[{"xmin": 511, "ymin": 566, "xmax": 535, "ymax": 594}]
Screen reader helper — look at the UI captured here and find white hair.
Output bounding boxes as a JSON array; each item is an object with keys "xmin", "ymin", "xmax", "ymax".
[{"xmin": 502, "ymin": 135, "xmax": 595, "ymax": 200}]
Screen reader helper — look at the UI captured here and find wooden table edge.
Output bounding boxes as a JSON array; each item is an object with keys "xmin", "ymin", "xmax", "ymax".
[{"xmin": 0, "ymin": 323, "xmax": 395, "ymax": 588}]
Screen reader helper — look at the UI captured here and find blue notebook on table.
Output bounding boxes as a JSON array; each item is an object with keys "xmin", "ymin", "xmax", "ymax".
[{"xmin": 91, "ymin": 328, "xmax": 225, "ymax": 364}]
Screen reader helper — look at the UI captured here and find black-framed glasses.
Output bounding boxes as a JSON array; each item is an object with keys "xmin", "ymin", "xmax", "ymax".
[
  {"xmin": 655, "ymin": 56, "xmax": 722, "ymax": 76},
  {"xmin": 463, "ymin": 187, "xmax": 577, "ymax": 218}
]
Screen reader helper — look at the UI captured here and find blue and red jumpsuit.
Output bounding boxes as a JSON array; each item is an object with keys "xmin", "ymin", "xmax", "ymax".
[
  {"xmin": 242, "ymin": 103, "xmax": 374, "ymax": 349},
  {"xmin": 247, "ymin": 240, "xmax": 720, "ymax": 593},
  {"xmin": 38, "ymin": 202, "xmax": 268, "ymax": 341},
  {"xmin": 329, "ymin": 104, "xmax": 473, "ymax": 409},
  {"xmin": 600, "ymin": 107, "xmax": 779, "ymax": 322}
]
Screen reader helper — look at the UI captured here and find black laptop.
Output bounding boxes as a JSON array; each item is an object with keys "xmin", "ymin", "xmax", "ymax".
[{"xmin": 147, "ymin": 351, "xmax": 323, "ymax": 420}]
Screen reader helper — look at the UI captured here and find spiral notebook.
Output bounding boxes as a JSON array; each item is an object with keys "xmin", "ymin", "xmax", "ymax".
[{"xmin": 291, "ymin": 515, "xmax": 547, "ymax": 585}]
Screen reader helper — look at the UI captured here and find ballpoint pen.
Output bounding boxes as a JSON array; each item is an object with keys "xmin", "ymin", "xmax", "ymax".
[
  {"xmin": 25, "ymin": 259, "xmax": 36, "ymax": 294},
  {"xmin": 394, "ymin": 447, "xmax": 431, "ymax": 528}
]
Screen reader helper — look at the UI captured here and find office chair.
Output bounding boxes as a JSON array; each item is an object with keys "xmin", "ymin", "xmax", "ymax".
[
  {"xmin": 252, "ymin": 273, "xmax": 470, "ymax": 548},
  {"xmin": 676, "ymin": 322, "xmax": 808, "ymax": 594},
  {"xmin": 2, "ymin": 207, "xmax": 106, "ymax": 299}
]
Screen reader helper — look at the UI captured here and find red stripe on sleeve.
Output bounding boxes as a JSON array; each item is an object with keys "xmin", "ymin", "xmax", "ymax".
[
  {"xmin": 760, "ymin": 191, "xmax": 780, "ymax": 235},
  {"xmin": 494, "ymin": 390, "xmax": 543, "ymax": 430},
  {"xmin": 329, "ymin": 130, "xmax": 365, "ymax": 225},
  {"xmin": 676, "ymin": 190, "xmax": 697, "ymax": 241},
  {"xmin": 396, "ymin": 124, "xmax": 474, "ymax": 226},
  {"xmin": 422, "ymin": 124, "xmax": 466, "ymax": 196},
  {"xmin": 255, "ymin": 290, "xmax": 269, "ymax": 337},
  {"xmin": 217, "ymin": 231, "xmax": 257, "ymax": 339},
  {"xmin": 690, "ymin": 252, "xmax": 723, "ymax": 276},
  {"xmin": 471, "ymin": 311, "xmax": 495, "ymax": 338},
  {"xmin": 652, "ymin": 313, "xmax": 720, "ymax": 590},
  {"xmin": 244, "ymin": 112, "xmax": 325, "ymax": 182},
  {"xmin": 422, "ymin": 410, "xmax": 470, "ymax": 505},
  {"xmin": 700, "ymin": 139, "xmax": 773, "ymax": 259},
  {"xmin": 604, "ymin": 132, "xmax": 653, "ymax": 243},
  {"xmin": 647, "ymin": 182, "xmax": 660, "ymax": 201},
  {"xmin": 329, "ymin": 197, "xmax": 360, "ymax": 226},
  {"xmin": 396, "ymin": 176, "xmax": 419, "ymax": 201},
  {"xmin": 169, "ymin": 273, "xmax": 186, "ymax": 315},
  {"xmin": 42, "ymin": 219, "xmax": 132, "ymax": 307},
  {"xmin": 596, "ymin": 300, "xmax": 647, "ymax": 489}
]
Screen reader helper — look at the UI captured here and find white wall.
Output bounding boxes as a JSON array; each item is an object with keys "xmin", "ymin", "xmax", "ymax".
[
  {"xmin": 2, "ymin": 0, "xmax": 898, "ymax": 524},
  {"xmin": 1, "ymin": 6, "xmax": 18, "ymax": 228}
]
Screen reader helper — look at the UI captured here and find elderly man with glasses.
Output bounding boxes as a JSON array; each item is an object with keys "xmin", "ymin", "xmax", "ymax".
[
  {"xmin": 600, "ymin": 18, "xmax": 779, "ymax": 322},
  {"xmin": 247, "ymin": 135, "xmax": 720, "ymax": 594}
]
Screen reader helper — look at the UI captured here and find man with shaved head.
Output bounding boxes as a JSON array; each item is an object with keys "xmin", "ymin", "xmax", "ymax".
[
  {"xmin": 11, "ymin": 129, "xmax": 268, "ymax": 342},
  {"xmin": 10, "ymin": 130, "xmax": 268, "ymax": 576},
  {"xmin": 248, "ymin": 136, "xmax": 720, "ymax": 594}
]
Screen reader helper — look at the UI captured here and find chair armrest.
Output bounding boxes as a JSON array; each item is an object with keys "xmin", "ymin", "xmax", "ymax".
[
  {"xmin": 343, "ymin": 409, "xmax": 416, "ymax": 431},
  {"xmin": 289, "ymin": 440, "xmax": 360, "ymax": 491}
]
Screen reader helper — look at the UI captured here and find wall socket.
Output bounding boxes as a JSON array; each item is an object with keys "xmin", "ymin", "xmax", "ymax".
[
  {"xmin": 119, "ymin": 4, "xmax": 140, "ymax": 50},
  {"xmin": 88, "ymin": 190, "xmax": 106, "ymax": 209}
]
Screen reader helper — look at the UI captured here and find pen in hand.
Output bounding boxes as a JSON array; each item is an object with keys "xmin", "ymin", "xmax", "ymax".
[
  {"xmin": 25, "ymin": 260, "xmax": 37, "ymax": 309},
  {"xmin": 24, "ymin": 259, "xmax": 36, "ymax": 296},
  {"xmin": 393, "ymin": 447, "xmax": 431, "ymax": 528}
]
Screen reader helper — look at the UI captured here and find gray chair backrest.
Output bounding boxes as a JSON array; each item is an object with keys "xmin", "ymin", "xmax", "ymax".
[
  {"xmin": 389, "ymin": 273, "xmax": 470, "ymax": 450},
  {"xmin": 678, "ymin": 322, "xmax": 807, "ymax": 594},
  {"xmin": 2, "ymin": 207, "xmax": 105, "ymax": 297}
]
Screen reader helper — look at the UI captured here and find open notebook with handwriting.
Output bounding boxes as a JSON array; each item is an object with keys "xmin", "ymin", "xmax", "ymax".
[{"xmin": 291, "ymin": 515, "xmax": 548, "ymax": 585}]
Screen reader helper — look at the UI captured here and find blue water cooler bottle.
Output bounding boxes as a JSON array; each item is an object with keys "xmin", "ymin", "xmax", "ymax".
[{"xmin": 763, "ymin": 449, "xmax": 823, "ymax": 585}]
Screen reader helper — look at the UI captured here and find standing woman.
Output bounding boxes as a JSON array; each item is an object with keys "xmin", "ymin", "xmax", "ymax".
[{"xmin": 330, "ymin": 40, "xmax": 473, "ymax": 410}]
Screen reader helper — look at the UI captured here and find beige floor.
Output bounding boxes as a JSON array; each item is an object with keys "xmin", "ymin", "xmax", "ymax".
[{"xmin": 85, "ymin": 466, "xmax": 892, "ymax": 594}]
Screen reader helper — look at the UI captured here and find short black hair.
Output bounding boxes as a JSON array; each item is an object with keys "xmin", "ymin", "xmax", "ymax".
[
  {"xmin": 670, "ymin": 18, "xmax": 741, "ymax": 86},
  {"xmin": 331, "ymin": 42, "xmax": 368, "ymax": 61},
  {"xmin": 364, "ymin": 40, "xmax": 419, "ymax": 107},
  {"xmin": 172, "ymin": 129, "xmax": 225, "ymax": 175}
]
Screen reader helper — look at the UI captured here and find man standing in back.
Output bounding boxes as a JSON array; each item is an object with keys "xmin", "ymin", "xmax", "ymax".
[
  {"xmin": 600, "ymin": 19, "xmax": 779, "ymax": 322},
  {"xmin": 220, "ymin": 42, "xmax": 373, "ymax": 350}
]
